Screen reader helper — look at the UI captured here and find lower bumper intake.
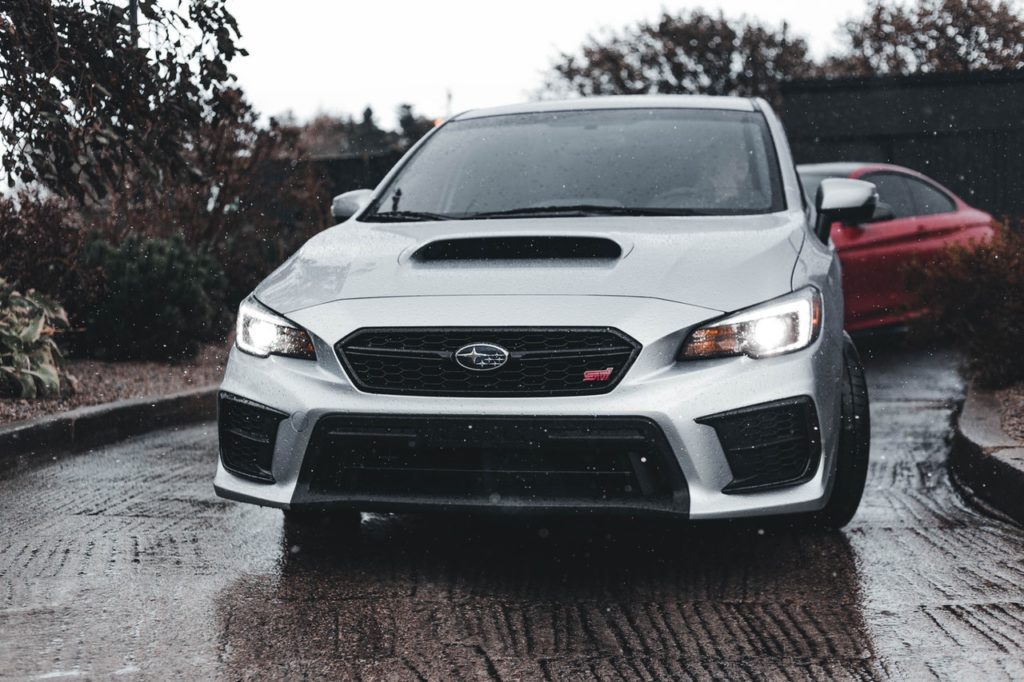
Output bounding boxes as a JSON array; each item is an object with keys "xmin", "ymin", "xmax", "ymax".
[{"xmin": 293, "ymin": 414, "xmax": 689, "ymax": 515}]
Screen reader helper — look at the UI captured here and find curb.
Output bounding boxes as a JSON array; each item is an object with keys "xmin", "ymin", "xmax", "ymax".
[
  {"xmin": 0, "ymin": 386, "xmax": 218, "ymax": 467},
  {"xmin": 950, "ymin": 385, "xmax": 1024, "ymax": 525}
]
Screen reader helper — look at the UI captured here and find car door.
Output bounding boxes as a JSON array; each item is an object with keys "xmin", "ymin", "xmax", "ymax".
[
  {"xmin": 906, "ymin": 173, "xmax": 996, "ymax": 254},
  {"xmin": 830, "ymin": 172, "xmax": 922, "ymax": 330}
]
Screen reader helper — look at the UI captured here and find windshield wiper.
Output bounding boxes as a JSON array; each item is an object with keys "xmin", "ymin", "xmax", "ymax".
[
  {"xmin": 465, "ymin": 205, "xmax": 715, "ymax": 219},
  {"xmin": 365, "ymin": 205, "xmax": 718, "ymax": 222},
  {"xmin": 363, "ymin": 210, "xmax": 458, "ymax": 222}
]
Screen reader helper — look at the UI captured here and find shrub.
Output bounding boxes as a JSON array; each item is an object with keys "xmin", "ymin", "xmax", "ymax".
[
  {"xmin": 84, "ymin": 97, "xmax": 328, "ymax": 309},
  {"xmin": 79, "ymin": 234, "xmax": 228, "ymax": 361},
  {"xmin": 0, "ymin": 190, "xmax": 94, "ymax": 305},
  {"xmin": 1, "ymin": 91, "xmax": 329, "ymax": 336},
  {"xmin": 0, "ymin": 92, "xmax": 328, "ymax": 361},
  {"xmin": 0, "ymin": 278, "xmax": 70, "ymax": 399},
  {"xmin": 906, "ymin": 224, "xmax": 1024, "ymax": 387}
]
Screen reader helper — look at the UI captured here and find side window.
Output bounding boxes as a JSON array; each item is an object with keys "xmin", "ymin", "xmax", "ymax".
[
  {"xmin": 905, "ymin": 176, "xmax": 956, "ymax": 216},
  {"xmin": 861, "ymin": 172, "xmax": 915, "ymax": 220}
]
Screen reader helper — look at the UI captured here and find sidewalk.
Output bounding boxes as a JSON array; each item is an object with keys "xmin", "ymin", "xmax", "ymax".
[{"xmin": 952, "ymin": 386, "xmax": 1024, "ymax": 525}]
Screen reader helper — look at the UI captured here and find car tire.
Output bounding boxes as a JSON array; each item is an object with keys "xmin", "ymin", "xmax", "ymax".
[
  {"xmin": 282, "ymin": 508, "xmax": 362, "ymax": 534},
  {"xmin": 814, "ymin": 334, "xmax": 871, "ymax": 530}
]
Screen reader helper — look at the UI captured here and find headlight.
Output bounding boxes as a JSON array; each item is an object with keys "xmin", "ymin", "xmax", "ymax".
[
  {"xmin": 235, "ymin": 296, "xmax": 316, "ymax": 360},
  {"xmin": 679, "ymin": 287, "xmax": 822, "ymax": 360}
]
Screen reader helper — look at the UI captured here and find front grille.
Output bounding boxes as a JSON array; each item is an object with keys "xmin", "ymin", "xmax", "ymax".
[
  {"xmin": 337, "ymin": 328, "xmax": 640, "ymax": 396},
  {"xmin": 300, "ymin": 415, "xmax": 686, "ymax": 511},
  {"xmin": 218, "ymin": 392, "xmax": 287, "ymax": 483},
  {"xmin": 697, "ymin": 396, "xmax": 821, "ymax": 493}
]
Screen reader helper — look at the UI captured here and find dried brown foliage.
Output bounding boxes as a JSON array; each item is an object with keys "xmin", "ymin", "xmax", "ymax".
[
  {"xmin": 546, "ymin": 1, "xmax": 1024, "ymax": 100},
  {"xmin": 545, "ymin": 10, "xmax": 815, "ymax": 105},
  {"xmin": 0, "ymin": 191, "xmax": 95, "ymax": 306},
  {"xmin": 906, "ymin": 223, "xmax": 1024, "ymax": 387},
  {"xmin": 0, "ymin": 88, "xmax": 328, "ymax": 346},
  {"xmin": 826, "ymin": 0, "xmax": 1024, "ymax": 77},
  {"xmin": 89, "ymin": 89, "xmax": 329, "ymax": 307}
]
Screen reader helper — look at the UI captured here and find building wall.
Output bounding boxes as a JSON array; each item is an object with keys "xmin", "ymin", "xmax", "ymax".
[{"xmin": 779, "ymin": 70, "xmax": 1024, "ymax": 218}]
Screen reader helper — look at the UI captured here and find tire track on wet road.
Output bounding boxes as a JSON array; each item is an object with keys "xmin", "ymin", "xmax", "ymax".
[{"xmin": 0, "ymin": 346, "xmax": 1022, "ymax": 679}]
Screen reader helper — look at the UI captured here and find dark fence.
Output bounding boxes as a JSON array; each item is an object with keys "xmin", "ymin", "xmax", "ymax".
[
  {"xmin": 779, "ymin": 70, "xmax": 1024, "ymax": 218},
  {"xmin": 306, "ymin": 151, "xmax": 404, "ymax": 198}
]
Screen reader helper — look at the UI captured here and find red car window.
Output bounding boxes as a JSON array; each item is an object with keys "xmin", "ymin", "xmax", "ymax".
[
  {"xmin": 861, "ymin": 172, "xmax": 915, "ymax": 219},
  {"xmin": 904, "ymin": 176, "xmax": 957, "ymax": 216}
]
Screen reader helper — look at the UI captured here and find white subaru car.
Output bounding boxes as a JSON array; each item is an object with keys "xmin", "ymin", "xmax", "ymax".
[{"xmin": 215, "ymin": 96, "xmax": 874, "ymax": 530}]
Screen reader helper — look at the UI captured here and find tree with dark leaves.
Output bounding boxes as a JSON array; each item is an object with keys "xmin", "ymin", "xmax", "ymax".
[
  {"xmin": 545, "ymin": 10, "xmax": 815, "ymax": 105},
  {"xmin": 0, "ymin": 0, "xmax": 245, "ymax": 201},
  {"xmin": 290, "ymin": 105, "xmax": 435, "ymax": 158},
  {"xmin": 826, "ymin": 0, "xmax": 1024, "ymax": 77},
  {"xmin": 397, "ymin": 104, "xmax": 435, "ymax": 149}
]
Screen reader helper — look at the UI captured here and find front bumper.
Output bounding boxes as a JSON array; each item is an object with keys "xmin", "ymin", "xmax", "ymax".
[{"xmin": 214, "ymin": 295, "xmax": 843, "ymax": 520}]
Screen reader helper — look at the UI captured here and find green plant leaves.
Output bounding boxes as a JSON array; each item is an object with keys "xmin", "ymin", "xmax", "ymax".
[
  {"xmin": 18, "ymin": 315, "xmax": 43, "ymax": 344},
  {"xmin": 0, "ymin": 277, "xmax": 69, "ymax": 399},
  {"xmin": 0, "ymin": 366, "xmax": 39, "ymax": 399},
  {"xmin": 25, "ymin": 365, "xmax": 60, "ymax": 396}
]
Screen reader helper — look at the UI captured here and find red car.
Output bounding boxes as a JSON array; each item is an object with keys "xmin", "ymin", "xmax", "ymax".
[{"xmin": 798, "ymin": 162, "xmax": 994, "ymax": 332}]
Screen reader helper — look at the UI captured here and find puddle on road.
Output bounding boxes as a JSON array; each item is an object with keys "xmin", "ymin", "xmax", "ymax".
[{"xmin": 214, "ymin": 514, "xmax": 877, "ymax": 678}]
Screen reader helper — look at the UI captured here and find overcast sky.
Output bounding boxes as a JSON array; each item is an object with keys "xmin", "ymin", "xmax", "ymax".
[{"xmin": 228, "ymin": 1, "xmax": 868, "ymax": 127}]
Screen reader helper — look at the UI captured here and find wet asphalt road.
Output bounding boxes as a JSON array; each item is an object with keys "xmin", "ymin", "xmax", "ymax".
[{"xmin": 2, "ymin": 344, "xmax": 1023, "ymax": 680}]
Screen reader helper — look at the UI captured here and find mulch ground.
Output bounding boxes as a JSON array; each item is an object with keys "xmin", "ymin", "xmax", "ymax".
[
  {"xmin": 0, "ymin": 344, "xmax": 227, "ymax": 427},
  {"xmin": 998, "ymin": 383, "xmax": 1024, "ymax": 443}
]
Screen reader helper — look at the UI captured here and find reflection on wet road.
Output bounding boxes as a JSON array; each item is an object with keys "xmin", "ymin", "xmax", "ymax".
[{"xmin": 1, "ymin": 344, "xmax": 1022, "ymax": 679}]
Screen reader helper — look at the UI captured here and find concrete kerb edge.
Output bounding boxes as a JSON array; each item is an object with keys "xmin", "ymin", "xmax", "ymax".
[
  {"xmin": 950, "ymin": 384, "xmax": 1024, "ymax": 525},
  {"xmin": 0, "ymin": 386, "xmax": 219, "ymax": 466}
]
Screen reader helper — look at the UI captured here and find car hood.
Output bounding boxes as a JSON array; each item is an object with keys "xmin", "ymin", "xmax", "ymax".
[{"xmin": 255, "ymin": 214, "xmax": 806, "ymax": 316}]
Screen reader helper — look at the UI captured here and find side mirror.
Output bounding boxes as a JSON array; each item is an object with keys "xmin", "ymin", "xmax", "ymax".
[
  {"xmin": 331, "ymin": 189, "xmax": 373, "ymax": 221},
  {"xmin": 815, "ymin": 178, "xmax": 878, "ymax": 243},
  {"xmin": 868, "ymin": 201, "xmax": 895, "ymax": 223}
]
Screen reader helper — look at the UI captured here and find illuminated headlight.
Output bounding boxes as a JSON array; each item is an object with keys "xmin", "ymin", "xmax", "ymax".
[
  {"xmin": 679, "ymin": 287, "xmax": 822, "ymax": 360},
  {"xmin": 235, "ymin": 296, "xmax": 316, "ymax": 360}
]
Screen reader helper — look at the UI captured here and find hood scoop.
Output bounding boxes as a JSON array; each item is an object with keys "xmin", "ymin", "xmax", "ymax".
[{"xmin": 410, "ymin": 236, "xmax": 623, "ymax": 262}]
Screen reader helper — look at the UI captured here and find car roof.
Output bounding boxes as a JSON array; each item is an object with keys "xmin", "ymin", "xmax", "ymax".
[
  {"xmin": 796, "ymin": 162, "xmax": 871, "ymax": 176},
  {"xmin": 453, "ymin": 95, "xmax": 758, "ymax": 121},
  {"xmin": 797, "ymin": 161, "xmax": 938, "ymax": 177}
]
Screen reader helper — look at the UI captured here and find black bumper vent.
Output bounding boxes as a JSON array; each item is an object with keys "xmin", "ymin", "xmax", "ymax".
[
  {"xmin": 218, "ymin": 392, "xmax": 287, "ymax": 483},
  {"xmin": 336, "ymin": 328, "xmax": 640, "ymax": 397},
  {"xmin": 697, "ymin": 397, "xmax": 821, "ymax": 493},
  {"xmin": 300, "ymin": 415, "xmax": 687, "ymax": 512}
]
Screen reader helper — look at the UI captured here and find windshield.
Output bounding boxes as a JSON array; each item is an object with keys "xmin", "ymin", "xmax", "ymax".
[{"xmin": 363, "ymin": 108, "xmax": 786, "ymax": 221}]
